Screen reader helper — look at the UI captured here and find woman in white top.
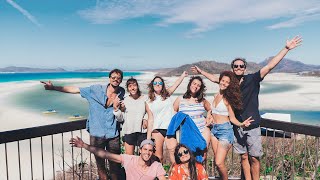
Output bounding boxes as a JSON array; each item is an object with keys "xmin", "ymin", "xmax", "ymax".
[
  {"xmin": 210, "ymin": 71, "xmax": 252, "ymax": 180},
  {"xmin": 146, "ymin": 71, "xmax": 188, "ymax": 163},
  {"xmin": 172, "ymin": 76, "xmax": 212, "ymax": 160},
  {"xmin": 114, "ymin": 77, "xmax": 150, "ymax": 155}
]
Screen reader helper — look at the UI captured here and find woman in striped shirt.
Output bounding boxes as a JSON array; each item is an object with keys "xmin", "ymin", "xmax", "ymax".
[{"xmin": 173, "ymin": 76, "xmax": 212, "ymax": 157}]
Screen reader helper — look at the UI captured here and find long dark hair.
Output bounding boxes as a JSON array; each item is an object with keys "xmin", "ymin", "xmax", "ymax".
[
  {"xmin": 126, "ymin": 77, "xmax": 141, "ymax": 97},
  {"xmin": 183, "ymin": 76, "xmax": 206, "ymax": 102},
  {"xmin": 148, "ymin": 76, "xmax": 170, "ymax": 102},
  {"xmin": 174, "ymin": 144, "xmax": 197, "ymax": 180},
  {"xmin": 219, "ymin": 71, "xmax": 242, "ymax": 110}
]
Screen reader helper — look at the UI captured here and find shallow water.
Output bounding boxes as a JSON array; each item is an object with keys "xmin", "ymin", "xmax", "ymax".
[{"xmin": 3, "ymin": 73, "xmax": 320, "ymax": 126}]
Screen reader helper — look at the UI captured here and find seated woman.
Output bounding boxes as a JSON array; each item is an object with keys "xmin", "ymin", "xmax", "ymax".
[
  {"xmin": 210, "ymin": 71, "xmax": 253, "ymax": 180},
  {"xmin": 169, "ymin": 144, "xmax": 208, "ymax": 180}
]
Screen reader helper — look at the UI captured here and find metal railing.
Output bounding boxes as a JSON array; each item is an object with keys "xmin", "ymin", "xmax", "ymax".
[{"xmin": 1, "ymin": 118, "xmax": 319, "ymax": 180}]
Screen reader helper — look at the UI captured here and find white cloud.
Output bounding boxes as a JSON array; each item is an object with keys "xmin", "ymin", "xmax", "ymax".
[
  {"xmin": 78, "ymin": 0, "xmax": 320, "ymax": 35},
  {"xmin": 6, "ymin": 0, "xmax": 41, "ymax": 27}
]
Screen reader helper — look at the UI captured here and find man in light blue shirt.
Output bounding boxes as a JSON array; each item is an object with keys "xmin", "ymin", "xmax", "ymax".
[{"xmin": 41, "ymin": 69, "xmax": 125, "ymax": 180}]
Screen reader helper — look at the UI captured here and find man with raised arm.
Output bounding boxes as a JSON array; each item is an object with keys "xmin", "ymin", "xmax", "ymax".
[
  {"xmin": 70, "ymin": 137, "xmax": 167, "ymax": 180},
  {"xmin": 41, "ymin": 69, "xmax": 125, "ymax": 180},
  {"xmin": 191, "ymin": 36, "xmax": 302, "ymax": 180}
]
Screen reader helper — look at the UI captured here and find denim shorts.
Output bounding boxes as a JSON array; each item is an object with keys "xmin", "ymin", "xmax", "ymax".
[{"xmin": 211, "ymin": 122, "xmax": 234, "ymax": 144}]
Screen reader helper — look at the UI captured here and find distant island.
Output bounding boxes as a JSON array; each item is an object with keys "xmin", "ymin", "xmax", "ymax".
[
  {"xmin": 0, "ymin": 66, "xmax": 67, "ymax": 73},
  {"xmin": 299, "ymin": 71, "xmax": 320, "ymax": 77},
  {"xmin": 73, "ymin": 68, "xmax": 110, "ymax": 72},
  {"xmin": 1, "ymin": 58, "xmax": 319, "ymax": 77},
  {"xmin": 155, "ymin": 58, "xmax": 320, "ymax": 77}
]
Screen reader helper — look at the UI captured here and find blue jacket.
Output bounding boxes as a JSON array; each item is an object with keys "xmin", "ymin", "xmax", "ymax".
[{"xmin": 167, "ymin": 112, "xmax": 207, "ymax": 162}]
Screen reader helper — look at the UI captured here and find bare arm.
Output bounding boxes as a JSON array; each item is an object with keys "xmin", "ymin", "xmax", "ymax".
[
  {"xmin": 40, "ymin": 81, "xmax": 80, "ymax": 94},
  {"xmin": 226, "ymin": 101, "xmax": 253, "ymax": 127},
  {"xmin": 260, "ymin": 36, "xmax": 302, "ymax": 78},
  {"xmin": 146, "ymin": 103, "xmax": 154, "ymax": 139},
  {"xmin": 173, "ymin": 96, "xmax": 181, "ymax": 113},
  {"xmin": 167, "ymin": 71, "xmax": 188, "ymax": 95},
  {"xmin": 191, "ymin": 66, "xmax": 219, "ymax": 83},
  {"xmin": 203, "ymin": 99, "xmax": 213, "ymax": 125},
  {"xmin": 70, "ymin": 137, "xmax": 122, "ymax": 163}
]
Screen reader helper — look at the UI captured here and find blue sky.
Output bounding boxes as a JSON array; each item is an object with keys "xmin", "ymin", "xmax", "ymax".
[{"xmin": 1, "ymin": 0, "xmax": 319, "ymax": 70}]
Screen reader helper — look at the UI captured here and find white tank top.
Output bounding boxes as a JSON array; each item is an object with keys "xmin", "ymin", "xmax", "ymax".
[{"xmin": 147, "ymin": 95, "xmax": 174, "ymax": 130}]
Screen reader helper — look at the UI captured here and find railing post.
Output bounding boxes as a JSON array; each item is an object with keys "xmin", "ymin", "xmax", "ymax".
[
  {"xmin": 29, "ymin": 139, "xmax": 34, "ymax": 180},
  {"xmin": 292, "ymin": 133, "xmax": 295, "ymax": 180},
  {"xmin": 62, "ymin": 132, "xmax": 65, "ymax": 180},
  {"xmin": 5, "ymin": 143, "xmax": 9, "ymax": 180},
  {"xmin": 41, "ymin": 137, "xmax": 44, "ymax": 180},
  {"xmin": 17, "ymin": 141, "xmax": 22, "ymax": 180},
  {"xmin": 271, "ymin": 129, "xmax": 276, "ymax": 180},
  {"xmin": 51, "ymin": 135, "xmax": 55, "ymax": 180},
  {"xmin": 71, "ymin": 131, "xmax": 74, "ymax": 180}
]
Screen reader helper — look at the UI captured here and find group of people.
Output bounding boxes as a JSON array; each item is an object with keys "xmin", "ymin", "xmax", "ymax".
[{"xmin": 42, "ymin": 36, "xmax": 302, "ymax": 180}]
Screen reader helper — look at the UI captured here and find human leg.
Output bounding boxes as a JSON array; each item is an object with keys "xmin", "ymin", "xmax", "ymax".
[
  {"xmin": 165, "ymin": 137, "xmax": 177, "ymax": 163},
  {"xmin": 210, "ymin": 135, "xmax": 219, "ymax": 155},
  {"xmin": 246, "ymin": 127, "xmax": 263, "ymax": 180},
  {"xmin": 250, "ymin": 156, "xmax": 260, "ymax": 180},
  {"xmin": 152, "ymin": 130, "xmax": 165, "ymax": 162},
  {"xmin": 124, "ymin": 142, "xmax": 135, "ymax": 155},
  {"xmin": 90, "ymin": 136, "xmax": 108, "ymax": 180},
  {"xmin": 233, "ymin": 126, "xmax": 252, "ymax": 179},
  {"xmin": 106, "ymin": 136, "xmax": 124, "ymax": 180},
  {"xmin": 123, "ymin": 133, "xmax": 138, "ymax": 155},
  {"xmin": 240, "ymin": 153, "xmax": 251, "ymax": 180},
  {"xmin": 201, "ymin": 127, "xmax": 211, "ymax": 161},
  {"xmin": 215, "ymin": 141, "xmax": 231, "ymax": 180}
]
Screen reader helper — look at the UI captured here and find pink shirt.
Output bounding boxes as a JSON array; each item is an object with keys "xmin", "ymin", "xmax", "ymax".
[{"xmin": 121, "ymin": 154, "xmax": 166, "ymax": 180}]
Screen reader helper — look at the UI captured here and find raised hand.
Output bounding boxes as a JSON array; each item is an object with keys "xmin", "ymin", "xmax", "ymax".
[
  {"xmin": 40, "ymin": 80, "xmax": 54, "ymax": 90},
  {"xmin": 190, "ymin": 65, "xmax": 202, "ymax": 74},
  {"xmin": 286, "ymin": 35, "xmax": 303, "ymax": 50},
  {"xmin": 242, "ymin": 116, "xmax": 254, "ymax": 127},
  {"xmin": 113, "ymin": 96, "xmax": 121, "ymax": 110},
  {"xmin": 181, "ymin": 71, "xmax": 188, "ymax": 77},
  {"xmin": 69, "ymin": 136, "xmax": 85, "ymax": 148}
]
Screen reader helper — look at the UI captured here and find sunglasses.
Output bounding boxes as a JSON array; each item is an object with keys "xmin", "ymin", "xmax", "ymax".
[
  {"xmin": 153, "ymin": 81, "xmax": 163, "ymax": 86},
  {"xmin": 110, "ymin": 76, "xmax": 122, "ymax": 80},
  {"xmin": 233, "ymin": 64, "xmax": 246, "ymax": 69},
  {"xmin": 177, "ymin": 149, "xmax": 189, "ymax": 157}
]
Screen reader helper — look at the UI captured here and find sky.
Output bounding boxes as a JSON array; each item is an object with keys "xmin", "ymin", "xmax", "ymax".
[{"xmin": 1, "ymin": 0, "xmax": 320, "ymax": 70}]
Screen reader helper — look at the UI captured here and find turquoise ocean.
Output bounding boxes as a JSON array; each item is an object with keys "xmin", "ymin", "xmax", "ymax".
[{"xmin": 1, "ymin": 72, "xmax": 319, "ymax": 126}]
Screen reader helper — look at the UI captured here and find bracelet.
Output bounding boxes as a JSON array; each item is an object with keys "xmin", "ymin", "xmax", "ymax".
[{"xmin": 285, "ymin": 46, "xmax": 290, "ymax": 50}]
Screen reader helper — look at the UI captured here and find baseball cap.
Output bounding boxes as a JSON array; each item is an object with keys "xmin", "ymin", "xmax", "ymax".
[{"xmin": 139, "ymin": 139, "xmax": 155, "ymax": 148}]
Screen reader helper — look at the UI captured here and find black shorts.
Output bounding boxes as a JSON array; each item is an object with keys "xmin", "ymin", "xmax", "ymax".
[
  {"xmin": 152, "ymin": 129, "xmax": 167, "ymax": 138},
  {"xmin": 123, "ymin": 132, "xmax": 147, "ymax": 146}
]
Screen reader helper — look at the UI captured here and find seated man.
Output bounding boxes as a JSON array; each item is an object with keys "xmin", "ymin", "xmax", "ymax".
[{"xmin": 70, "ymin": 137, "xmax": 166, "ymax": 180}]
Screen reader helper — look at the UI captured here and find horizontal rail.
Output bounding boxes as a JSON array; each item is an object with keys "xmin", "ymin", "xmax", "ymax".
[
  {"xmin": 1, "ymin": 118, "xmax": 320, "ymax": 144},
  {"xmin": 260, "ymin": 118, "xmax": 320, "ymax": 137},
  {"xmin": 1, "ymin": 117, "xmax": 319, "ymax": 179},
  {"xmin": 0, "ymin": 120, "xmax": 86, "ymax": 144}
]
